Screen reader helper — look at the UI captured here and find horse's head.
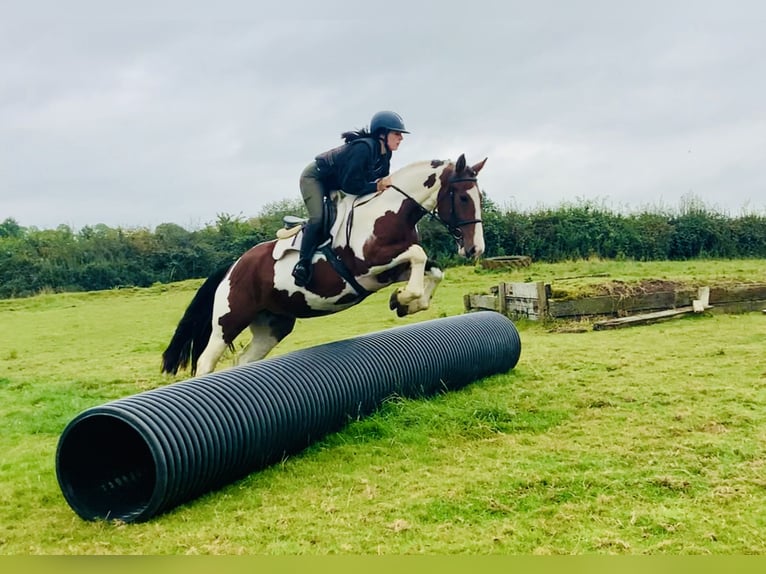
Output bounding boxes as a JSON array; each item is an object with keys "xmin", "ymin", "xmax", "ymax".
[{"xmin": 436, "ymin": 154, "xmax": 487, "ymax": 259}]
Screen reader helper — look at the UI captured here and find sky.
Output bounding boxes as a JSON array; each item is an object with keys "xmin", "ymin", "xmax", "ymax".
[{"xmin": 2, "ymin": 1, "xmax": 765, "ymax": 231}]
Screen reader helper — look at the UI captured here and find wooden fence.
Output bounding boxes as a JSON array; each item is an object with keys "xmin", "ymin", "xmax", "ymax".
[{"xmin": 464, "ymin": 282, "xmax": 766, "ymax": 329}]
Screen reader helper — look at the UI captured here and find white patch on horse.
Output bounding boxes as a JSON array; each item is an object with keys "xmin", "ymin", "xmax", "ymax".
[
  {"xmin": 195, "ymin": 264, "xmax": 236, "ymax": 375},
  {"xmin": 460, "ymin": 182, "xmax": 485, "ymax": 258}
]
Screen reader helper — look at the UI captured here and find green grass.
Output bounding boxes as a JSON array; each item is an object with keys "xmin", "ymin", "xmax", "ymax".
[{"xmin": 1, "ymin": 259, "xmax": 765, "ymax": 554}]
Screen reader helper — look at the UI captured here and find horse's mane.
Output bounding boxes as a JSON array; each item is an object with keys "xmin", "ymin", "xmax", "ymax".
[{"xmin": 392, "ymin": 159, "xmax": 450, "ymax": 178}]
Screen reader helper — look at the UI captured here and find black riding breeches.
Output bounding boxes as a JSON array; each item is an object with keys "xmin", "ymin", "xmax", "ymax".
[{"xmin": 299, "ymin": 161, "xmax": 327, "ymax": 225}]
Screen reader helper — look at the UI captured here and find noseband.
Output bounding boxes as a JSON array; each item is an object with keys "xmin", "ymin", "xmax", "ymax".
[{"xmin": 390, "ymin": 174, "xmax": 482, "ymax": 242}]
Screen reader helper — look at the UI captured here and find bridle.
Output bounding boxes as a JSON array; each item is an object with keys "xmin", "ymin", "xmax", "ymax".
[{"xmin": 389, "ymin": 172, "xmax": 482, "ymax": 241}]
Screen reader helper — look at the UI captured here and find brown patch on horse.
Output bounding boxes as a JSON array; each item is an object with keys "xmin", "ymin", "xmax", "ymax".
[
  {"xmin": 365, "ymin": 205, "xmax": 420, "ymax": 265},
  {"xmin": 219, "ymin": 242, "xmax": 277, "ymax": 343},
  {"xmin": 272, "ymin": 290, "xmax": 331, "ymax": 318},
  {"xmin": 423, "ymin": 173, "xmax": 437, "ymax": 188},
  {"xmin": 275, "ymin": 244, "xmax": 367, "ymax": 313},
  {"xmin": 262, "ymin": 283, "xmax": 338, "ymax": 319},
  {"xmin": 267, "ymin": 312, "xmax": 296, "ymax": 340},
  {"xmin": 375, "ymin": 263, "xmax": 411, "ymax": 284},
  {"xmin": 218, "ymin": 242, "xmax": 348, "ymax": 329},
  {"xmin": 306, "ymin": 258, "xmax": 348, "ymax": 298},
  {"xmin": 430, "ymin": 159, "xmax": 445, "ymax": 168}
]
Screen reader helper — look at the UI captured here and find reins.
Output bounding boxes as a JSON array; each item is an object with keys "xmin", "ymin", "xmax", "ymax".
[
  {"xmin": 341, "ymin": 167, "xmax": 483, "ymax": 249},
  {"xmin": 389, "ymin": 174, "xmax": 482, "ymax": 240},
  {"xmin": 328, "ymin": 166, "xmax": 481, "ymax": 297}
]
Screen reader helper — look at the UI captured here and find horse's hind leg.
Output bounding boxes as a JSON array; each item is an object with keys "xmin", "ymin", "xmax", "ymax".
[
  {"xmin": 195, "ymin": 277, "xmax": 242, "ymax": 376},
  {"xmin": 237, "ymin": 311, "xmax": 296, "ymax": 365},
  {"xmin": 196, "ymin": 327, "xmax": 230, "ymax": 376}
]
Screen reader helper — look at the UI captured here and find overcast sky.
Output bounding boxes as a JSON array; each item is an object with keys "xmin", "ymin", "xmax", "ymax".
[{"xmin": 2, "ymin": 1, "xmax": 765, "ymax": 231}]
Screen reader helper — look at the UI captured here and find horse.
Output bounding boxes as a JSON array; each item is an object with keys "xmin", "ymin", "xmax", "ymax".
[{"xmin": 161, "ymin": 153, "xmax": 487, "ymax": 377}]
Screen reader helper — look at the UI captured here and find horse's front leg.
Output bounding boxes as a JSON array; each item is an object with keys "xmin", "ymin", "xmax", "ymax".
[
  {"xmin": 385, "ymin": 244, "xmax": 428, "ymax": 308},
  {"xmin": 389, "ymin": 262, "xmax": 444, "ymax": 317}
]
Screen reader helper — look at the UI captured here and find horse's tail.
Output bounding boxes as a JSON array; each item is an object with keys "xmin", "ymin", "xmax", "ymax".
[{"xmin": 161, "ymin": 264, "xmax": 231, "ymax": 376}]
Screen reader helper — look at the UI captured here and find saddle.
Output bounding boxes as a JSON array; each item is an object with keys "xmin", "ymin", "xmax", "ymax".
[
  {"xmin": 272, "ymin": 192, "xmax": 369, "ymax": 298},
  {"xmin": 275, "ymin": 216, "xmax": 307, "ymax": 240},
  {"xmin": 275, "ymin": 192, "xmax": 338, "ymax": 241}
]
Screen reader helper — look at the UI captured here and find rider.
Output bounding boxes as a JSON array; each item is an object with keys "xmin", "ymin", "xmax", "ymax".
[{"xmin": 291, "ymin": 110, "xmax": 409, "ymax": 287}]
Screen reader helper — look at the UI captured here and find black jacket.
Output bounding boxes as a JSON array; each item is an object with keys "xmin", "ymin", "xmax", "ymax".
[{"xmin": 315, "ymin": 138, "xmax": 391, "ymax": 195}]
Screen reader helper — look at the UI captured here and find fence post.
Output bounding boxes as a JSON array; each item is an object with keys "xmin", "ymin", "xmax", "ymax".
[{"xmin": 498, "ymin": 282, "xmax": 508, "ymax": 315}]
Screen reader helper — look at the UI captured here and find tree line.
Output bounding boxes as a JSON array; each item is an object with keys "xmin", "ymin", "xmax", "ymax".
[{"xmin": 2, "ymin": 194, "xmax": 766, "ymax": 299}]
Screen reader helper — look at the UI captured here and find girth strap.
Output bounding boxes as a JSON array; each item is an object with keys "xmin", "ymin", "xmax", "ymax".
[{"xmin": 318, "ymin": 244, "xmax": 370, "ymax": 300}]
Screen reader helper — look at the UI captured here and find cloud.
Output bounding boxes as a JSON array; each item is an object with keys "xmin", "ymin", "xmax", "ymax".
[{"xmin": 2, "ymin": 2, "xmax": 765, "ymax": 230}]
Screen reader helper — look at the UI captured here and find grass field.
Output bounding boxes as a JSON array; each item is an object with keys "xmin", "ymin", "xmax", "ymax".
[{"xmin": 1, "ymin": 258, "xmax": 765, "ymax": 554}]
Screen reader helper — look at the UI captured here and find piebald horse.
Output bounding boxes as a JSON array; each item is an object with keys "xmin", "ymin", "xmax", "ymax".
[{"xmin": 162, "ymin": 154, "xmax": 487, "ymax": 376}]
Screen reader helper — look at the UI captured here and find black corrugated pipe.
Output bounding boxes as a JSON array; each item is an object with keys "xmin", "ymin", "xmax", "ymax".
[{"xmin": 56, "ymin": 311, "xmax": 521, "ymax": 523}]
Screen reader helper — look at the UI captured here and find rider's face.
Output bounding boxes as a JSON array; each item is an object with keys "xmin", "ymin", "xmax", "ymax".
[{"xmin": 386, "ymin": 131, "xmax": 404, "ymax": 151}]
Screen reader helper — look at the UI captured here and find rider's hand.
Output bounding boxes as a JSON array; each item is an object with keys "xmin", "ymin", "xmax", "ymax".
[{"xmin": 376, "ymin": 176, "xmax": 392, "ymax": 193}]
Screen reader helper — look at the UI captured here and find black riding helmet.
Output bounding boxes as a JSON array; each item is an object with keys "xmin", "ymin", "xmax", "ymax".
[{"xmin": 370, "ymin": 110, "xmax": 410, "ymax": 135}]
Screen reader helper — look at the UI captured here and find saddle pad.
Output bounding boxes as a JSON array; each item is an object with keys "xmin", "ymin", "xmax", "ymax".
[
  {"xmin": 276, "ymin": 226, "xmax": 301, "ymax": 240},
  {"xmin": 272, "ymin": 231, "xmax": 301, "ymax": 260}
]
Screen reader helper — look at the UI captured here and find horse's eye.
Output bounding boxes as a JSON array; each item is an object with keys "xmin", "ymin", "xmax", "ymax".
[{"xmin": 459, "ymin": 194, "xmax": 470, "ymax": 203}]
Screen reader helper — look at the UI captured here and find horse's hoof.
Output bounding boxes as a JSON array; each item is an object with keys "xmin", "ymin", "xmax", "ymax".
[{"xmin": 389, "ymin": 289, "xmax": 408, "ymax": 316}]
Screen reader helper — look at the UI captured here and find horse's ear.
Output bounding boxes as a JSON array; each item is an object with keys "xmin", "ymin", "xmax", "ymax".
[
  {"xmin": 455, "ymin": 154, "xmax": 466, "ymax": 173},
  {"xmin": 472, "ymin": 157, "xmax": 488, "ymax": 174}
]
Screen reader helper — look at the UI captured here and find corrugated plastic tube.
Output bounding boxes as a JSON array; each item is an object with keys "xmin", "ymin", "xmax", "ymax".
[{"xmin": 56, "ymin": 311, "xmax": 522, "ymax": 523}]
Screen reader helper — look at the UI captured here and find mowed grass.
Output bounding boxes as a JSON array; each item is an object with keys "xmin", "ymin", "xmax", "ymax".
[{"xmin": 1, "ymin": 259, "xmax": 765, "ymax": 554}]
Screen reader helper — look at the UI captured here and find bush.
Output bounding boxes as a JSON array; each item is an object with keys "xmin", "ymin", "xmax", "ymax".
[{"xmin": 2, "ymin": 195, "xmax": 766, "ymax": 298}]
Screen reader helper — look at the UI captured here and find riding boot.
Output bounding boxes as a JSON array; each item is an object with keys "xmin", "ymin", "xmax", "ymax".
[{"xmin": 292, "ymin": 221, "xmax": 322, "ymax": 287}]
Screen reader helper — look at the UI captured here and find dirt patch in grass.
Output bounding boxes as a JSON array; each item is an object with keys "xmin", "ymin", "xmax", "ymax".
[
  {"xmin": 592, "ymin": 279, "xmax": 690, "ymax": 297},
  {"xmin": 550, "ymin": 278, "xmax": 694, "ymax": 301}
]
